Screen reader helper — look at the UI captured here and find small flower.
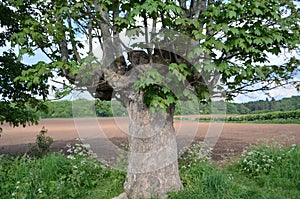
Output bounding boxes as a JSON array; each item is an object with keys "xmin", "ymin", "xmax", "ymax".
[
  {"xmin": 67, "ymin": 155, "xmax": 75, "ymax": 160},
  {"xmin": 83, "ymin": 144, "xmax": 91, "ymax": 149},
  {"xmin": 38, "ymin": 188, "xmax": 43, "ymax": 194}
]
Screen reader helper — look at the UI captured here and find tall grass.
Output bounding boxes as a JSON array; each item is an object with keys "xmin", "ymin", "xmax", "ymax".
[
  {"xmin": 0, "ymin": 142, "xmax": 299, "ymax": 199},
  {"xmin": 0, "ymin": 153, "xmax": 125, "ymax": 198},
  {"xmin": 169, "ymin": 143, "xmax": 300, "ymax": 199}
]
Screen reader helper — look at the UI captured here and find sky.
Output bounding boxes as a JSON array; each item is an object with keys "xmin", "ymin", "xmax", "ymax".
[{"xmin": 233, "ymin": 53, "xmax": 300, "ymax": 103}]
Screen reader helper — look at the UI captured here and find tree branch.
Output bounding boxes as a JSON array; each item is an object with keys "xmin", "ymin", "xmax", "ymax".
[{"xmin": 67, "ymin": 13, "xmax": 81, "ymax": 62}]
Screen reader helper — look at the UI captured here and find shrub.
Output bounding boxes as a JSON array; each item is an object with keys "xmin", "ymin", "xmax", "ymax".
[
  {"xmin": 65, "ymin": 139, "xmax": 98, "ymax": 160},
  {"xmin": 240, "ymin": 148, "xmax": 275, "ymax": 176},
  {"xmin": 239, "ymin": 143, "xmax": 299, "ymax": 178},
  {"xmin": 28, "ymin": 127, "xmax": 53, "ymax": 158}
]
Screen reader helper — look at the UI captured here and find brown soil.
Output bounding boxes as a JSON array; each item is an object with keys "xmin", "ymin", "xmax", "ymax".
[{"xmin": 1, "ymin": 118, "xmax": 299, "ymax": 161}]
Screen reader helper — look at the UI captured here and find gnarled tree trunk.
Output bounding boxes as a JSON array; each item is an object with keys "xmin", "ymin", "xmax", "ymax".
[{"xmin": 123, "ymin": 92, "xmax": 182, "ymax": 199}]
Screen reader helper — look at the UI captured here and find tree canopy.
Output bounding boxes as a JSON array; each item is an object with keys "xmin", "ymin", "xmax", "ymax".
[
  {"xmin": 1, "ymin": 0, "xmax": 299, "ymax": 107},
  {"xmin": 0, "ymin": 3, "xmax": 49, "ymax": 130},
  {"xmin": 1, "ymin": 1, "xmax": 298, "ymax": 98}
]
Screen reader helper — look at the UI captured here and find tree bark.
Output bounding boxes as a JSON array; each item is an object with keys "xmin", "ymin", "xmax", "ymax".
[{"xmin": 123, "ymin": 92, "xmax": 183, "ymax": 199}]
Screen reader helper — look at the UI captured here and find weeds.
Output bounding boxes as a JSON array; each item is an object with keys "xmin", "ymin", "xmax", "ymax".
[
  {"xmin": 0, "ymin": 153, "xmax": 125, "ymax": 199},
  {"xmin": 65, "ymin": 138, "xmax": 98, "ymax": 160},
  {"xmin": 170, "ymin": 142, "xmax": 300, "ymax": 199},
  {"xmin": 28, "ymin": 127, "xmax": 53, "ymax": 158},
  {"xmin": 0, "ymin": 140, "xmax": 299, "ymax": 199},
  {"xmin": 178, "ymin": 142, "xmax": 212, "ymax": 169}
]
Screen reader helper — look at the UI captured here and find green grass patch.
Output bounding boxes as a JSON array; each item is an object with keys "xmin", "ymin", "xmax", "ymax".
[
  {"xmin": 0, "ymin": 143, "xmax": 299, "ymax": 199},
  {"xmin": 170, "ymin": 143, "xmax": 300, "ymax": 199},
  {"xmin": 0, "ymin": 153, "xmax": 125, "ymax": 199}
]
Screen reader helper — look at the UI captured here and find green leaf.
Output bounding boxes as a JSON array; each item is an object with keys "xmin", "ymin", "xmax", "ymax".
[
  {"xmin": 228, "ymin": 10, "xmax": 236, "ymax": 19},
  {"xmin": 253, "ymin": 8, "xmax": 263, "ymax": 16},
  {"xmin": 254, "ymin": 29, "xmax": 261, "ymax": 36},
  {"xmin": 230, "ymin": 28, "xmax": 239, "ymax": 35},
  {"xmin": 222, "ymin": 24, "xmax": 229, "ymax": 33},
  {"xmin": 215, "ymin": 41, "xmax": 227, "ymax": 51}
]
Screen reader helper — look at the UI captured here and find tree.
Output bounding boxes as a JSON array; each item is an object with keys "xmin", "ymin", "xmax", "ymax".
[
  {"xmin": 2, "ymin": 0, "xmax": 300, "ymax": 198},
  {"xmin": 0, "ymin": 52, "xmax": 48, "ymax": 129},
  {"xmin": 0, "ymin": 1, "xmax": 49, "ymax": 131}
]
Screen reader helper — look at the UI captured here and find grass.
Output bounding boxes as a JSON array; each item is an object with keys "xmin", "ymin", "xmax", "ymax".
[
  {"xmin": 0, "ymin": 153, "xmax": 125, "ymax": 199},
  {"xmin": 170, "ymin": 143, "xmax": 300, "ymax": 199},
  {"xmin": 0, "ymin": 142, "xmax": 299, "ymax": 199}
]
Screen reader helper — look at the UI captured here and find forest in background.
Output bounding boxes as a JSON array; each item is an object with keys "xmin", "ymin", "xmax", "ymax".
[{"xmin": 39, "ymin": 96, "xmax": 300, "ymax": 118}]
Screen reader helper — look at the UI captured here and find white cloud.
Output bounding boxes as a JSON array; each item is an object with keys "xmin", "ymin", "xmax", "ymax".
[{"xmin": 233, "ymin": 78, "xmax": 300, "ymax": 103}]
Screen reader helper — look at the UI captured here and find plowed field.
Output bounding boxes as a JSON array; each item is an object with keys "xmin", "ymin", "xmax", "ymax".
[{"xmin": 1, "ymin": 118, "xmax": 299, "ymax": 161}]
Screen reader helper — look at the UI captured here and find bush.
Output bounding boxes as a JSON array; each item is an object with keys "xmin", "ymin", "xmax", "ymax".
[
  {"xmin": 239, "ymin": 147, "xmax": 276, "ymax": 176},
  {"xmin": 28, "ymin": 127, "xmax": 53, "ymax": 158},
  {"xmin": 239, "ymin": 143, "xmax": 299, "ymax": 177}
]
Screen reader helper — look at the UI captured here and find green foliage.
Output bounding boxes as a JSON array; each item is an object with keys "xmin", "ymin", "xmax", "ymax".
[
  {"xmin": 237, "ymin": 144, "xmax": 300, "ymax": 194},
  {"xmin": 28, "ymin": 127, "xmax": 53, "ymax": 158},
  {"xmin": 95, "ymin": 100, "xmax": 113, "ymax": 117},
  {"xmin": 38, "ymin": 96, "xmax": 300, "ymax": 119},
  {"xmin": 240, "ymin": 148, "xmax": 276, "ymax": 177},
  {"xmin": 65, "ymin": 140, "xmax": 98, "ymax": 160},
  {"xmin": 114, "ymin": 0, "xmax": 182, "ymax": 32},
  {"xmin": 177, "ymin": 0, "xmax": 300, "ymax": 100},
  {"xmin": 40, "ymin": 99, "xmax": 127, "ymax": 118},
  {"xmin": 1, "ymin": 0, "xmax": 299, "ymax": 127},
  {"xmin": 177, "ymin": 96, "xmax": 300, "ymax": 116},
  {"xmin": 239, "ymin": 143, "xmax": 296, "ymax": 177},
  {"xmin": 0, "ymin": 153, "xmax": 125, "ymax": 199},
  {"xmin": 41, "ymin": 100, "xmax": 73, "ymax": 118},
  {"xmin": 169, "ymin": 143, "xmax": 300, "ymax": 199},
  {"xmin": 178, "ymin": 142, "xmax": 212, "ymax": 171},
  {"xmin": 243, "ymin": 96, "xmax": 300, "ymax": 113},
  {"xmin": 226, "ymin": 110, "xmax": 300, "ymax": 123},
  {"xmin": 0, "ymin": 142, "xmax": 299, "ymax": 198},
  {"xmin": 169, "ymin": 63, "xmax": 192, "ymax": 82},
  {"xmin": 225, "ymin": 96, "xmax": 300, "ymax": 115},
  {"xmin": 0, "ymin": 52, "xmax": 48, "ymax": 129},
  {"xmin": 193, "ymin": 110, "xmax": 300, "ymax": 124},
  {"xmin": 134, "ymin": 68, "xmax": 178, "ymax": 113}
]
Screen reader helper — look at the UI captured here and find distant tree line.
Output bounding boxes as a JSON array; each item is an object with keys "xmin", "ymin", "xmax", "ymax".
[
  {"xmin": 39, "ymin": 99, "xmax": 127, "ymax": 118},
  {"xmin": 39, "ymin": 96, "xmax": 300, "ymax": 118},
  {"xmin": 176, "ymin": 95, "xmax": 300, "ymax": 115},
  {"xmin": 228, "ymin": 95, "xmax": 300, "ymax": 114}
]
